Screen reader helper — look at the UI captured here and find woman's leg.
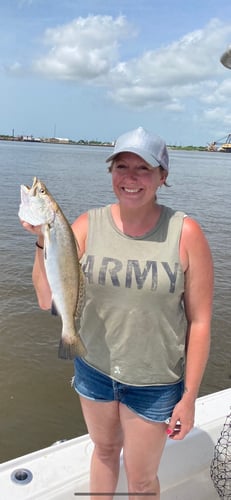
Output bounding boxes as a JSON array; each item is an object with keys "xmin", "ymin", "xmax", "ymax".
[
  {"xmin": 79, "ymin": 396, "xmax": 124, "ymax": 500},
  {"xmin": 119, "ymin": 403, "xmax": 167, "ymax": 500}
]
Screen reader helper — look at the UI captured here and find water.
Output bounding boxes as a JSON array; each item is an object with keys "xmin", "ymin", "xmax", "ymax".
[{"xmin": 0, "ymin": 141, "xmax": 230, "ymax": 463}]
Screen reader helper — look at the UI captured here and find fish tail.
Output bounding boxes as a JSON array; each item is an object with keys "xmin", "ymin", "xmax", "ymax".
[{"xmin": 58, "ymin": 335, "xmax": 87, "ymax": 360}]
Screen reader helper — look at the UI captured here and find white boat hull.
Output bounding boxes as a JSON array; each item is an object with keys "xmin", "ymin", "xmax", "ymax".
[{"xmin": 0, "ymin": 388, "xmax": 230, "ymax": 499}]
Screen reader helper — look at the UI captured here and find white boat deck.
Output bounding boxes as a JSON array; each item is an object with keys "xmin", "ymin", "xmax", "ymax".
[{"xmin": 0, "ymin": 388, "xmax": 230, "ymax": 499}]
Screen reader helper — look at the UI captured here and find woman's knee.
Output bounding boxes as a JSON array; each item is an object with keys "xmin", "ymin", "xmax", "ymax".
[
  {"xmin": 93, "ymin": 441, "xmax": 123, "ymax": 463},
  {"xmin": 127, "ymin": 474, "xmax": 160, "ymax": 495}
]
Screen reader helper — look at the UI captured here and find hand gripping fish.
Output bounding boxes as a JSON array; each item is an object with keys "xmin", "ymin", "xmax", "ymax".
[{"xmin": 18, "ymin": 177, "xmax": 87, "ymax": 360}]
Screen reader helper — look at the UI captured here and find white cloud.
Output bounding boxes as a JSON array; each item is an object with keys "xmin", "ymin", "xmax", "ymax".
[
  {"xmin": 200, "ymin": 78, "xmax": 231, "ymax": 106},
  {"xmin": 203, "ymin": 106, "xmax": 231, "ymax": 127},
  {"xmin": 32, "ymin": 15, "xmax": 134, "ymax": 81},
  {"xmin": 165, "ymin": 99, "xmax": 185, "ymax": 112},
  {"xmin": 107, "ymin": 18, "xmax": 231, "ymax": 108},
  {"xmin": 6, "ymin": 14, "xmax": 231, "ymax": 122}
]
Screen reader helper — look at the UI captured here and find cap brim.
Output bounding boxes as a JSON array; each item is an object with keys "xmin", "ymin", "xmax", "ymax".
[{"xmin": 105, "ymin": 147, "xmax": 160, "ymax": 168}]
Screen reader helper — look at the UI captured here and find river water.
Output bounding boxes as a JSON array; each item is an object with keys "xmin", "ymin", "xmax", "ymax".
[{"xmin": 0, "ymin": 141, "xmax": 230, "ymax": 463}]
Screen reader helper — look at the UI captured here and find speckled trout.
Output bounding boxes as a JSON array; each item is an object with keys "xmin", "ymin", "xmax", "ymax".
[{"xmin": 18, "ymin": 177, "xmax": 87, "ymax": 360}]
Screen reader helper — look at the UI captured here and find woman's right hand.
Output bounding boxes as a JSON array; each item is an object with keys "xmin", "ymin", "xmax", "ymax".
[{"xmin": 19, "ymin": 219, "xmax": 43, "ymax": 237}]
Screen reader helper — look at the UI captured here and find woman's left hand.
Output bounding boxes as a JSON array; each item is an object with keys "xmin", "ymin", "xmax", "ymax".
[{"xmin": 166, "ymin": 396, "xmax": 195, "ymax": 440}]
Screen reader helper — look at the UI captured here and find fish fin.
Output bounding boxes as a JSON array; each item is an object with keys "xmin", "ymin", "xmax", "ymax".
[
  {"xmin": 51, "ymin": 300, "xmax": 59, "ymax": 316},
  {"xmin": 43, "ymin": 223, "xmax": 52, "ymax": 260},
  {"xmin": 74, "ymin": 236, "xmax": 80, "ymax": 253},
  {"xmin": 75, "ymin": 264, "xmax": 86, "ymax": 319},
  {"xmin": 58, "ymin": 334, "xmax": 87, "ymax": 360}
]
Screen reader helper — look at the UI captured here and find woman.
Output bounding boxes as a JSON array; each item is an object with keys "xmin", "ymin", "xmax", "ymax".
[{"xmin": 21, "ymin": 126, "xmax": 213, "ymax": 499}]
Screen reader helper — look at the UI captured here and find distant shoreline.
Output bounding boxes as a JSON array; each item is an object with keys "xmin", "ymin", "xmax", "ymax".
[
  {"xmin": 0, "ymin": 135, "xmax": 113, "ymax": 147},
  {"xmin": 0, "ymin": 135, "xmax": 207, "ymax": 151}
]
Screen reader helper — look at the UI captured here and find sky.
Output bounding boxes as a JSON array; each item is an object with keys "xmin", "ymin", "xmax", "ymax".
[{"xmin": 1, "ymin": 0, "xmax": 231, "ymax": 146}]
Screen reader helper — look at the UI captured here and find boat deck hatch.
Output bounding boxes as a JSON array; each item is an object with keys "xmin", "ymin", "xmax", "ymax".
[{"xmin": 11, "ymin": 468, "xmax": 33, "ymax": 485}]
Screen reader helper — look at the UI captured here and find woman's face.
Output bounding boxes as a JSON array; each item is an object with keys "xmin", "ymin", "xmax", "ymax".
[{"xmin": 111, "ymin": 152, "xmax": 166, "ymax": 208}]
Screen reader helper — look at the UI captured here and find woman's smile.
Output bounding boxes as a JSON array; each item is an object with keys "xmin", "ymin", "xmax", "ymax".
[{"xmin": 122, "ymin": 187, "xmax": 142, "ymax": 193}]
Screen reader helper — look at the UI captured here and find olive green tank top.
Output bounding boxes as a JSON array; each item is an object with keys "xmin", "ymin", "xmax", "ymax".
[{"xmin": 80, "ymin": 205, "xmax": 186, "ymax": 386}]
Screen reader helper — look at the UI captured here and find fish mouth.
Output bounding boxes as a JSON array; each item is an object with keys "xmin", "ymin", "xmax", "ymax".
[
  {"xmin": 31, "ymin": 176, "xmax": 39, "ymax": 196},
  {"xmin": 20, "ymin": 176, "xmax": 38, "ymax": 195},
  {"xmin": 32, "ymin": 176, "xmax": 38, "ymax": 188},
  {"xmin": 21, "ymin": 184, "xmax": 30, "ymax": 194}
]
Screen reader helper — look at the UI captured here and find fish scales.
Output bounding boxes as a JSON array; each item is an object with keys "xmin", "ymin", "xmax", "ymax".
[{"xmin": 18, "ymin": 177, "xmax": 87, "ymax": 360}]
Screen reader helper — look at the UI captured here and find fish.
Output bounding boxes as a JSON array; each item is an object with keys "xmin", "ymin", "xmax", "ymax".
[{"xmin": 18, "ymin": 176, "xmax": 87, "ymax": 360}]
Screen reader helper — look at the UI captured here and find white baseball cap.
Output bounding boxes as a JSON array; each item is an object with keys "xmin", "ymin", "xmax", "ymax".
[{"xmin": 106, "ymin": 126, "xmax": 169, "ymax": 172}]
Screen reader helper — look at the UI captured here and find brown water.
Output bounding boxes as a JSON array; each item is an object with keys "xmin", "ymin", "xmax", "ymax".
[{"xmin": 0, "ymin": 141, "xmax": 230, "ymax": 462}]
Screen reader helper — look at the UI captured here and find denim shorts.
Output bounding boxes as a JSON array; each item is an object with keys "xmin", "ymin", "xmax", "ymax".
[{"xmin": 73, "ymin": 357, "xmax": 184, "ymax": 423}]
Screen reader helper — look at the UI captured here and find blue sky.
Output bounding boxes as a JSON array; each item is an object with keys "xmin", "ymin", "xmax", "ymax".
[{"xmin": 1, "ymin": 0, "xmax": 231, "ymax": 145}]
